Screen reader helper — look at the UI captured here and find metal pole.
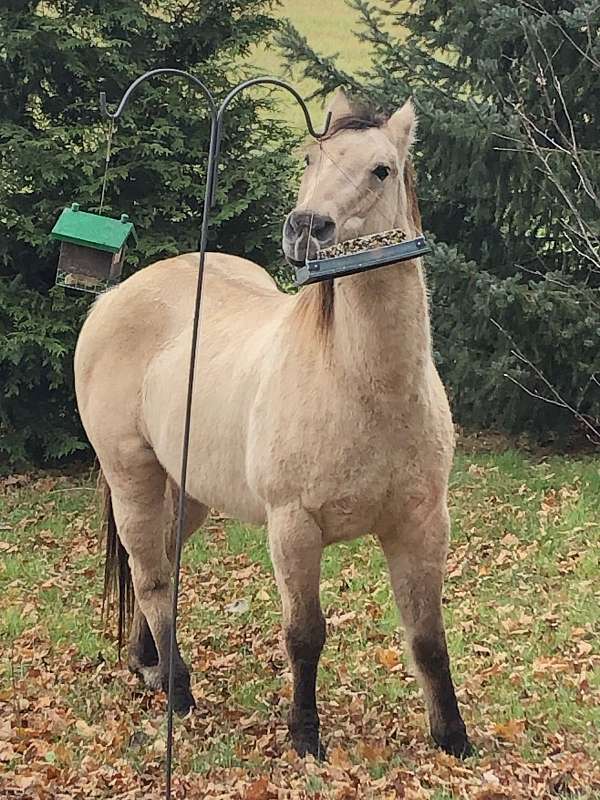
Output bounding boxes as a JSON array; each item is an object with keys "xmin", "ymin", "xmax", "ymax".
[
  {"xmin": 164, "ymin": 111, "xmax": 219, "ymax": 798},
  {"xmin": 100, "ymin": 69, "xmax": 219, "ymax": 800}
]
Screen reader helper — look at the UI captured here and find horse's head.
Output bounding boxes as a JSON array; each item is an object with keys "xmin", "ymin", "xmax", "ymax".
[{"xmin": 283, "ymin": 89, "xmax": 417, "ymax": 267}]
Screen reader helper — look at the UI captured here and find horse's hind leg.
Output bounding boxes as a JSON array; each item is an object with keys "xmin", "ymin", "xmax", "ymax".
[
  {"xmin": 378, "ymin": 506, "xmax": 472, "ymax": 758},
  {"xmin": 128, "ymin": 607, "xmax": 158, "ymax": 671},
  {"xmin": 268, "ymin": 502, "xmax": 326, "ymax": 759},
  {"xmin": 105, "ymin": 450, "xmax": 195, "ymax": 715},
  {"xmin": 127, "ymin": 479, "xmax": 208, "ymax": 676}
]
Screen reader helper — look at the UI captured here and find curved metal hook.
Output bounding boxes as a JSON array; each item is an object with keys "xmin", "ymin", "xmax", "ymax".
[
  {"xmin": 218, "ymin": 76, "xmax": 331, "ymax": 139},
  {"xmin": 210, "ymin": 76, "xmax": 332, "ymax": 206},
  {"xmin": 99, "ymin": 67, "xmax": 217, "ymax": 121}
]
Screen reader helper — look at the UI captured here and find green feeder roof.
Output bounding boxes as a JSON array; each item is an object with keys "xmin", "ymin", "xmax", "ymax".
[{"xmin": 51, "ymin": 203, "xmax": 138, "ymax": 254}]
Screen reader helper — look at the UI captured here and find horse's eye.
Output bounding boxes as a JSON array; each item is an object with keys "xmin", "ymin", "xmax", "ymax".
[
  {"xmin": 373, "ymin": 164, "xmax": 390, "ymax": 181},
  {"xmin": 304, "ymin": 154, "xmax": 310, "ymax": 166}
]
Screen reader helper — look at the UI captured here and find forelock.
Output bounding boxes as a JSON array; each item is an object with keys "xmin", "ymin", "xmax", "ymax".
[{"xmin": 321, "ymin": 106, "xmax": 388, "ymax": 140}]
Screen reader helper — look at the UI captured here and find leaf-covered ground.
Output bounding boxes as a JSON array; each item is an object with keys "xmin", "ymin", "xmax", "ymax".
[{"xmin": 1, "ymin": 449, "xmax": 599, "ymax": 799}]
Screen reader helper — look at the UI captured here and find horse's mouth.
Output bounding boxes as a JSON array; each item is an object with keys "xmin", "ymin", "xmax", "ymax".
[
  {"xmin": 284, "ymin": 254, "xmax": 305, "ymax": 268},
  {"xmin": 282, "ymin": 229, "xmax": 337, "ymax": 267}
]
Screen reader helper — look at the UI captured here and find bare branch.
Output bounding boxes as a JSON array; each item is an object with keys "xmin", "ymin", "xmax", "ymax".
[
  {"xmin": 517, "ymin": 0, "xmax": 600, "ymax": 69},
  {"xmin": 514, "ymin": 264, "xmax": 600, "ymax": 309},
  {"xmin": 491, "ymin": 319, "xmax": 600, "ymax": 441}
]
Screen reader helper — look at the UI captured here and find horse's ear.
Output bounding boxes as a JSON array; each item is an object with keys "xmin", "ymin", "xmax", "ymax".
[
  {"xmin": 387, "ymin": 99, "xmax": 417, "ymax": 152},
  {"xmin": 326, "ymin": 87, "xmax": 354, "ymax": 122}
]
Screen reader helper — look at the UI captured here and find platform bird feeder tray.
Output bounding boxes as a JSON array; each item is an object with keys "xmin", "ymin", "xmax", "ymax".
[
  {"xmin": 52, "ymin": 203, "xmax": 137, "ymax": 294},
  {"xmin": 295, "ymin": 228, "xmax": 431, "ymax": 286}
]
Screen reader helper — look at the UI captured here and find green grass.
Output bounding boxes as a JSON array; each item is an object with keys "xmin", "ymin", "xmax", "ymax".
[{"xmin": 1, "ymin": 449, "xmax": 599, "ymax": 797}]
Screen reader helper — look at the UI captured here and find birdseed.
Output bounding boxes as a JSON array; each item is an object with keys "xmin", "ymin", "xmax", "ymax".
[{"xmin": 318, "ymin": 228, "xmax": 406, "ymax": 259}]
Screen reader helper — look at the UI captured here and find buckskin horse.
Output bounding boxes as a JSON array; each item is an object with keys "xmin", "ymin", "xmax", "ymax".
[{"xmin": 75, "ymin": 89, "xmax": 471, "ymax": 760}]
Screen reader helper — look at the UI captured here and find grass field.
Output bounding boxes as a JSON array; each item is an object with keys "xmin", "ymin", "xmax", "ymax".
[
  {"xmin": 248, "ymin": 0, "xmax": 404, "ymax": 128},
  {"xmin": 1, "ymin": 448, "xmax": 599, "ymax": 798}
]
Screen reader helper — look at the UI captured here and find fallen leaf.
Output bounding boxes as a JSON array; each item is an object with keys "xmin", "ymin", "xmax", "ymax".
[
  {"xmin": 375, "ymin": 647, "xmax": 400, "ymax": 669},
  {"xmin": 493, "ymin": 718, "xmax": 526, "ymax": 741},
  {"xmin": 357, "ymin": 741, "xmax": 387, "ymax": 763},
  {"xmin": 330, "ymin": 746, "xmax": 353, "ymax": 770},
  {"xmin": 245, "ymin": 776, "xmax": 274, "ymax": 800},
  {"xmin": 75, "ymin": 719, "xmax": 97, "ymax": 739},
  {"xmin": 0, "ymin": 741, "xmax": 15, "ymax": 762}
]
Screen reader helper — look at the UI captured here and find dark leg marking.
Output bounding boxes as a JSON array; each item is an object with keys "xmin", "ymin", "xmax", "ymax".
[
  {"xmin": 153, "ymin": 624, "xmax": 195, "ymax": 716},
  {"xmin": 129, "ymin": 614, "xmax": 159, "ymax": 669},
  {"xmin": 412, "ymin": 634, "xmax": 473, "ymax": 758},
  {"xmin": 286, "ymin": 610, "xmax": 327, "ymax": 760}
]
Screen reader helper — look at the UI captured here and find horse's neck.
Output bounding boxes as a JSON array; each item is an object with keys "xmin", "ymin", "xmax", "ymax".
[
  {"xmin": 328, "ymin": 197, "xmax": 431, "ymax": 391},
  {"xmin": 330, "ymin": 259, "xmax": 431, "ymax": 391}
]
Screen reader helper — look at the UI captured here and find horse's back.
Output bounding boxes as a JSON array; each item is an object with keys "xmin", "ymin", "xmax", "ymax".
[
  {"xmin": 74, "ymin": 252, "xmax": 286, "ymax": 479},
  {"xmin": 91, "ymin": 250, "xmax": 281, "ymax": 324}
]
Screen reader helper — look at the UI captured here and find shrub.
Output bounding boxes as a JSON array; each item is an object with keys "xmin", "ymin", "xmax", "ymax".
[
  {"xmin": 0, "ymin": 0, "xmax": 296, "ymax": 467},
  {"xmin": 279, "ymin": 0, "xmax": 600, "ymax": 439}
]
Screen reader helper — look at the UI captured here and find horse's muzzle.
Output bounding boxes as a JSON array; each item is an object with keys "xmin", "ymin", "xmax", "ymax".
[{"xmin": 282, "ymin": 210, "xmax": 336, "ymax": 265}]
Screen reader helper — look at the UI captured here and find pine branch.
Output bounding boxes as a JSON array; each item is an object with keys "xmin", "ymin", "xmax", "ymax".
[{"xmin": 276, "ymin": 21, "xmax": 359, "ymax": 99}]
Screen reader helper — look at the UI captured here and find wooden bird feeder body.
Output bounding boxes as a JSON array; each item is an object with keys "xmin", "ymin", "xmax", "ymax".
[{"xmin": 52, "ymin": 203, "xmax": 138, "ymax": 293}]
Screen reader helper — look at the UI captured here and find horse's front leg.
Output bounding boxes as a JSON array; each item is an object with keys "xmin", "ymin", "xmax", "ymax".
[
  {"xmin": 268, "ymin": 502, "xmax": 326, "ymax": 759},
  {"xmin": 378, "ymin": 504, "xmax": 472, "ymax": 758}
]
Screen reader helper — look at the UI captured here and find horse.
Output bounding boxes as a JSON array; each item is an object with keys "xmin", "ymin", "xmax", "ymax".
[{"xmin": 74, "ymin": 89, "xmax": 472, "ymax": 760}]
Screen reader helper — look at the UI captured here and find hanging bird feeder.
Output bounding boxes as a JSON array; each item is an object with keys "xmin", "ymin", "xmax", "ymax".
[
  {"xmin": 52, "ymin": 203, "xmax": 137, "ymax": 293},
  {"xmin": 295, "ymin": 227, "xmax": 431, "ymax": 286}
]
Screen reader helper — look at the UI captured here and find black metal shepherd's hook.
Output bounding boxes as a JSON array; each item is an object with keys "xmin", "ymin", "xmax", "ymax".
[{"xmin": 100, "ymin": 69, "xmax": 331, "ymax": 800}]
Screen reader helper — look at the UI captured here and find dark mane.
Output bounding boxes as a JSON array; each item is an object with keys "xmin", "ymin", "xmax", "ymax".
[{"xmin": 322, "ymin": 110, "xmax": 387, "ymax": 140}]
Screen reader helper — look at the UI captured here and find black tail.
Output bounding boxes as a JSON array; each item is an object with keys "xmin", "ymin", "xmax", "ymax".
[{"xmin": 99, "ymin": 472, "xmax": 133, "ymax": 656}]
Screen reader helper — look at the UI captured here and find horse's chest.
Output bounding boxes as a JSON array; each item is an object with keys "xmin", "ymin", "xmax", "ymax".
[
  {"xmin": 252, "ymin": 400, "xmax": 432, "ymax": 542},
  {"xmin": 306, "ymin": 436, "xmax": 392, "ymax": 542}
]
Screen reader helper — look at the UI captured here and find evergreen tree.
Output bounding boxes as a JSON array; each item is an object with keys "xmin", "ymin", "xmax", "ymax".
[
  {"xmin": 0, "ymin": 0, "xmax": 296, "ymax": 465},
  {"xmin": 279, "ymin": 0, "xmax": 600, "ymax": 440}
]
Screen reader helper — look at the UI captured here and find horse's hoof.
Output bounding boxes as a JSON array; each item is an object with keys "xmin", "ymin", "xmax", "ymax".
[
  {"xmin": 292, "ymin": 735, "xmax": 327, "ymax": 761},
  {"xmin": 434, "ymin": 728, "xmax": 474, "ymax": 759},
  {"xmin": 128, "ymin": 654, "xmax": 157, "ymax": 678},
  {"xmin": 139, "ymin": 665, "xmax": 163, "ymax": 691},
  {"xmin": 171, "ymin": 684, "xmax": 196, "ymax": 716}
]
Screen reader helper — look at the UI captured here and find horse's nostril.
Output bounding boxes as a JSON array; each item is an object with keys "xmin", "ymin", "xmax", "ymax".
[
  {"xmin": 288, "ymin": 211, "xmax": 335, "ymax": 242},
  {"xmin": 316, "ymin": 218, "xmax": 335, "ymax": 239}
]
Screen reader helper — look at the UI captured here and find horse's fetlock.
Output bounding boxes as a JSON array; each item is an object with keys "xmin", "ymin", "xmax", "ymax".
[
  {"xmin": 432, "ymin": 718, "xmax": 472, "ymax": 759},
  {"xmin": 160, "ymin": 666, "xmax": 191, "ymax": 694},
  {"xmin": 288, "ymin": 706, "xmax": 319, "ymax": 733},
  {"xmin": 128, "ymin": 617, "xmax": 158, "ymax": 669}
]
